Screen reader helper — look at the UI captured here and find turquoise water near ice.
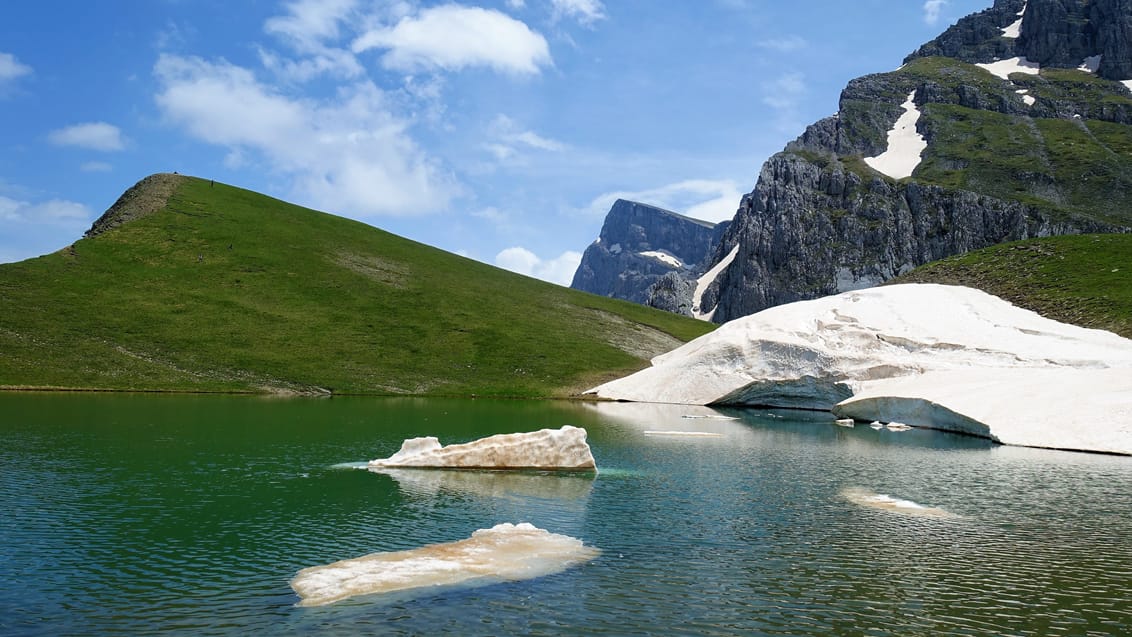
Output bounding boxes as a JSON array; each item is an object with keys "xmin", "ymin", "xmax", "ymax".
[{"xmin": 2, "ymin": 394, "xmax": 1130, "ymax": 635}]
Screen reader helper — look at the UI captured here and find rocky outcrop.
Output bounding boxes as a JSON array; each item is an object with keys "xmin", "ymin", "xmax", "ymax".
[
  {"xmin": 909, "ymin": 0, "xmax": 1132, "ymax": 82},
  {"xmin": 85, "ymin": 173, "xmax": 185, "ymax": 238},
  {"xmin": 570, "ymin": 199, "xmax": 725, "ymax": 309},
  {"xmin": 698, "ymin": 0, "xmax": 1132, "ymax": 323},
  {"xmin": 707, "ymin": 152, "xmax": 1117, "ymax": 322}
]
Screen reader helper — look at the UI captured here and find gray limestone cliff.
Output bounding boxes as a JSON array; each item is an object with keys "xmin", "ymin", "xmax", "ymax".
[
  {"xmin": 570, "ymin": 199, "xmax": 726, "ymax": 309},
  {"xmin": 701, "ymin": 0, "xmax": 1132, "ymax": 323}
]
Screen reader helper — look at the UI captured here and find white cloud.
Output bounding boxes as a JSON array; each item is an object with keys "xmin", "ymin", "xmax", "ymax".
[
  {"xmin": 761, "ymin": 71, "xmax": 806, "ymax": 132},
  {"xmin": 586, "ymin": 179, "xmax": 742, "ymax": 223},
  {"xmin": 485, "ymin": 114, "xmax": 566, "ymax": 160},
  {"xmin": 0, "ymin": 195, "xmax": 91, "ymax": 223},
  {"xmin": 262, "ymin": 0, "xmax": 364, "ymax": 81},
  {"xmin": 153, "ymin": 54, "xmax": 457, "ymax": 216},
  {"xmin": 80, "ymin": 161, "xmax": 113, "ymax": 173},
  {"xmin": 506, "ymin": 0, "xmax": 526, "ymax": 8},
  {"xmin": 551, "ymin": 0, "xmax": 606, "ymax": 25},
  {"xmin": 47, "ymin": 122, "xmax": 127, "ymax": 151},
  {"xmin": 757, "ymin": 35, "xmax": 807, "ymax": 52},
  {"xmin": 265, "ymin": 0, "xmax": 357, "ymax": 46},
  {"xmin": 0, "ymin": 52, "xmax": 32, "ymax": 82},
  {"xmin": 0, "ymin": 195, "xmax": 93, "ymax": 264},
  {"xmin": 494, "ymin": 246, "xmax": 582, "ymax": 286},
  {"xmin": 352, "ymin": 4, "xmax": 551, "ymax": 75},
  {"xmin": 923, "ymin": 0, "xmax": 947, "ymax": 25}
]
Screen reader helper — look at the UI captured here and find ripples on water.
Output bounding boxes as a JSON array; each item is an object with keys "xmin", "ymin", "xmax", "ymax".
[{"xmin": 2, "ymin": 396, "xmax": 1131, "ymax": 636}]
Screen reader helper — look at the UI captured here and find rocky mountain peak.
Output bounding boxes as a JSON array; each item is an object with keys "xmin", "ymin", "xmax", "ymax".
[{"xmin": 570, "ymin": 199, "xmax": 727, "ymax": 307}]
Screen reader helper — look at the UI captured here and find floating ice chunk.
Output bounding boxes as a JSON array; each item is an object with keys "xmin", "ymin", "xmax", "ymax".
[
  {"xmin": 291, "ymin": 523, "xmax": 601, "ymax": 606},
  {"xmin": 864, "ymin": 91, "xmax": 926, "ymax": 180},
  {"xmin": 1079, "ymin": 55, "xmax": 1101, "ymax": 73},
  {"xmin": 976, "ymin": 57, "xmax": 1040, "ymax": 80},
  {"xmin": 369, "ymin": 426, "xmax": 596, "ymax": 471},
  {"xmin": 692, "ymin": 244, "xmax": 740, "ymax": 321},
  {"xmin": 638, "ymin": 250, "xmax": 684, "ymax": 269},
  {"xmin": 834, "ymin": 418, "xmax": 855, "ymax": 428},
  {"xmin": 841, "ymin": 487, "xmax": 957, "ymax": 518},
  {"xmin": 1001, "ymin": 2, "xmax": 1025, "ymax": 38}
]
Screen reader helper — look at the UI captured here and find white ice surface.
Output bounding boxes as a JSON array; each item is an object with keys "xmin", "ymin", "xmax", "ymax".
[
  {"xmin": 692, "ymin": 244, "xmax": 740, "ymax": 321},
  {"xmin": 291, "ymin": 523, "xmax": 600, "ymax": 606},
  {"xmin": 976, "ymin": 57, "xmax": 1040, "ymax": 80},
  {"xmin": 369, "ymin": 426, "xmax": 596, "ymax": 470},
  {"xmin": 864, "ymin": 92, "xmax": 926, "ymax": 180},
  {"xmin": 638, "ymin": 250, "xmax": 683, "ymax": 269},
  {"xmin": 835, "ymin": 368, "xmax": 1132, "ymax": 455},
  {"xmin": 841, "ymin": 487, "xmax": 957, "ymax": 518},
  {"xmin": 587, "ymin": 284, "xmax": 1132, "ymax": 454},
  {"xmin": 1123, "ymin": 80, "xmax": 1132, "ymax": 92}
]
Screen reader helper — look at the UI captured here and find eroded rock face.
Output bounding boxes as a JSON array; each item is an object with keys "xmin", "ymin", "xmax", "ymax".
[
  {"xmin": 697, "ymin": 0, "xmax": 1132, "ymax": 323},
  {"xmin": 571, "ymin": 199, "xmax": 726, "ymax": 314},
  {"xmin": 368, "ymin": 425, "xmax": 597, "ymax": 471}
]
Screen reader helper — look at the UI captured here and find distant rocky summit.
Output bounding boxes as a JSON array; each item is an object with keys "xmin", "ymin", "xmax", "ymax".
[
  {"xmin": 570, "ymin": 199, "xmax": 728, "ymax": 315},
  {"xmin": 589, "ymin": 0, "xmax": 1131, "ymax": 323}
]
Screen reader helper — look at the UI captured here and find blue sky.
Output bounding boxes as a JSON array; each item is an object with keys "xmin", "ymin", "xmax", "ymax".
[{"xmin": 1, "ymin": 0, "xmax": 991, "ymax": 283}]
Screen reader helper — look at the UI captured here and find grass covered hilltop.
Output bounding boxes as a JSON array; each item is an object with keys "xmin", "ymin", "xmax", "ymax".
[
  {"xmin": 0, "ymin": 174, "xmax": 714, "ymax": 397},
  {"xmin": 892, "ymin": 233, "xmax": 1132, "ymax": 339}
]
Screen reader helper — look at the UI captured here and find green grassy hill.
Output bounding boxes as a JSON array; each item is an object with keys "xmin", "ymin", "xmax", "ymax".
[
  {"xmin": 0, "ymin": 174, "xmax": 714, "ymax": 397},
  {"xmin": 891, "ymin": 233, "xmax": 1132, "ymax": 339}
]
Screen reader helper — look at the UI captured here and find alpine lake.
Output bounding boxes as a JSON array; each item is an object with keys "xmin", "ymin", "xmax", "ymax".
[{"xmin": 3, "ymin": 393, "xmax": 1130, "ymax": 636}]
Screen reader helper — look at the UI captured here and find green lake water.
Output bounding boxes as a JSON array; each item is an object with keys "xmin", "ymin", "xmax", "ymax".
[{"xmin": 2, "ymin": 393, "xmax": 1130, "ymax": 636}]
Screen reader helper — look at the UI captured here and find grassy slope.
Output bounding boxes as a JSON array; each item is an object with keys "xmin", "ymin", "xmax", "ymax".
[
  {"xmin": 0, "ymin": 176, "xmax": 714, "ymax": 397},
  {"xmin": 891, "ymin": 234, "xmax": 1132, "ymax": 338},
  {"xmin": 825, "ymin": 58, "xmax": 1132, "ymax": 227}
]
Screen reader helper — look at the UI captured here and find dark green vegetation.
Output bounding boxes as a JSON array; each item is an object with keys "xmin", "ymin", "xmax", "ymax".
[
  {"xmin": 893, "ymin": 234, "xmax": 1132, "ymax": 338},
  {"xmin": 0, "ymin": 175, "xmax": 714, "ymax": 397},
  {"xmin": 806, "ymin": 57, "xmax": 1132, "ymax": 227}
]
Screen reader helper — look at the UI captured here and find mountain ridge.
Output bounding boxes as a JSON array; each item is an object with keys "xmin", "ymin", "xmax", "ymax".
[{"xmin": 699, "ymin": 0, "xmax": 1132, "ymax": 322}]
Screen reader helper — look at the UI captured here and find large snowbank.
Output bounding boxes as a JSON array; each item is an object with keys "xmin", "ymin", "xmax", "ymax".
[
  {"xmin": 588, "ymin": 284, "xmax": 1132, "ymax": 454},
  {"xmin": 976, "ymin": 57, "xmax": 1040, "ymax": 80},
  {"xmin": 864, "ymin": 92, "xmax": 926, "ymax": 180}
]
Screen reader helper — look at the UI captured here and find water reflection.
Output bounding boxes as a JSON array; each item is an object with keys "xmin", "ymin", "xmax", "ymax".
[{"xmin": 370, "ymin": 468, "xmax": 595, "ymax": 501}]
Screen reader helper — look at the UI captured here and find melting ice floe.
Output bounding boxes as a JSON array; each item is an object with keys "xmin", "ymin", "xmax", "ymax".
[
  {"xmin": 368, "ymin": 425, "xmax": 596, "ymax": 471},
  {"xmin": 840, "ymin": 487, "xmax": 957, "ymax": 518},
  {"xmin": 291, "ymin": 523, "xmax": 601, "ymax": 607},
  {"xmin": 864, "ymin": 92, "xmax": 926, "ymax": 180}
]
